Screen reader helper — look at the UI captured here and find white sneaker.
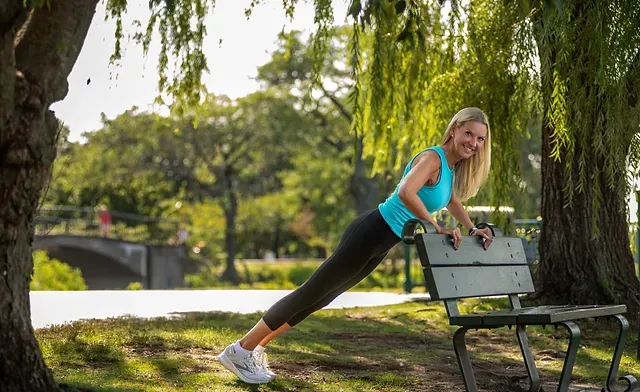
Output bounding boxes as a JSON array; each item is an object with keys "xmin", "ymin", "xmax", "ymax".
[
  {"xmin": 217, "ymin": 343, "xmax": 271, "ymax": 384},
  {"xmin": 253, "ymin": 349, "xmax": 276, "ymax": 380}
]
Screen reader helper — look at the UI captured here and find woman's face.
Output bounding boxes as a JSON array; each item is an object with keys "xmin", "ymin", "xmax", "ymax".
[{"xmin": 451, "ymin": 121, "xmax": 487, "ymax": 159}]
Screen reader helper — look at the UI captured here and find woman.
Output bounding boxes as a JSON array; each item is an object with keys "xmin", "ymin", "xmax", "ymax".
[{"xmin": 217, "ymin": 107, "xmax": 495, "ymax": 384}]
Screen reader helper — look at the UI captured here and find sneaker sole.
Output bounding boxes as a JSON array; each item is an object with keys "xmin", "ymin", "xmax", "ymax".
[{"xmin": 217, "ymin": 352, "xmax": 270, "ymax": 384}]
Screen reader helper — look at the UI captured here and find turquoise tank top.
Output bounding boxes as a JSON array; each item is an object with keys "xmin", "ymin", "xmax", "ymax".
[{"xmin": 378, "ymin": 146, "xmax": 454, "ymax": 237}]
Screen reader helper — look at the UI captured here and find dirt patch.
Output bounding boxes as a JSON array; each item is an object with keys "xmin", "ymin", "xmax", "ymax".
[
  {"xmin": 273, "ymin": 357, "xmax": 599, "ymax": 392},
  {"xmin": 296, "ymin": 330, "xmax": 602, "ymax": 392},
  {"xmin": 120, "ymin": 339, "xmax": 601, "ymax": 391},
  {"xmin": 330, "ymin": 330, "xmax": 449, "ymax": 350}
]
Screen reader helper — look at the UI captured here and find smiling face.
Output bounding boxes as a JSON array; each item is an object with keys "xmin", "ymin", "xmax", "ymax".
[{"xmin": 450, "ymin": 120, "xmax": 488, "ymax": 160}]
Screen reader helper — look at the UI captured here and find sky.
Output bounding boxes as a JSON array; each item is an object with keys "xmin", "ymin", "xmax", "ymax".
[{"xmin": 51, "ymin": 0, "xmax": 350, "ymax": 143}]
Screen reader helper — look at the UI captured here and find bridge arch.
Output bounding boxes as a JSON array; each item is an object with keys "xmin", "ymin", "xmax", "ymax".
[{"xmin": 33, "ymin": 235, "xmax": 185, "ymax": 290}]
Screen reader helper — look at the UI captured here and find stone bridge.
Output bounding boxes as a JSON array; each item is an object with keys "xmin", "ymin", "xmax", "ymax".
[{"xmin": 33, "ymin": 235, "xmax": 186, "ymax": 290}]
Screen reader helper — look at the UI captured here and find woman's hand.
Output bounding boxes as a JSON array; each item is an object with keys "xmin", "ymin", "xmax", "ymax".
[
  {"xmin": 436, "ymin": 226, "xmax": 463, "ymax": 250},
  {"xmin": 471, "ymin": 227, "xmax": 494, "ymax": 249}
]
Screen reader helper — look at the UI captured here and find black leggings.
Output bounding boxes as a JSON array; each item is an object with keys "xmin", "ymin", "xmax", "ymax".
[{"xmin": 262, "ymin": 209, "xmax": 401, "ymax": 330}]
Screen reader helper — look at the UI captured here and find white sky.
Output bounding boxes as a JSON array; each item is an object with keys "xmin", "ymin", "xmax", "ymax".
[{"xmin": 52, "ymin": 0, "xmax": 350, "ymax": 142}]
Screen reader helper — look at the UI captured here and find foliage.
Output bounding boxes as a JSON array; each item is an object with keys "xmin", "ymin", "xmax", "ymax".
[
  {"xmin": 126, "ymin": 282, "xmax": 143, "ymax": 290},
  {"xmin": 30, "ymin": 251, "xmax": 87, "ymax": 291},
  {"xmin": 531, "ymin": 1, "xmax": 640, "ymax": 227}
]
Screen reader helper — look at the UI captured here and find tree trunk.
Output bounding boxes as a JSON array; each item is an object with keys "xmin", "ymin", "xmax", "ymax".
[
  {"xmin": 350, "ymin": 137, "xmax": 380, "ymax": 215},
  {"xmin": 533, "ymin": 4, "xmax": 640, "ymax": 313},
  {"xmin": 535, "ymin": 120, "xmax": 640, "ymax": 313},
  {"xmin": 273, "ymin": 218, "xmax": 281, "ymax": 259},
  {"xmin": 220, "ymin": 166, "xmax": 239, "ymax": 284},
  {"xmin": 0, "ymin": 1, "xmax": 98, "ymax": 390}
]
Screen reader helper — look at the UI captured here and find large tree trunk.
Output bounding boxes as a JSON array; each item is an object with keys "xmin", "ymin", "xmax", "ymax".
[
  {"xmin": 533, "ymin": 3, "xmax": 640, "ymax": 313},
  {"xmin": 0, "ymin": 2, "xmax": 98, "ymax": 390},
  {"xmin": 535, "ymin": 120, "xmax": 640, "ymax": 313},
  {"xmin": 1, "ymin": 2, "xmax": 98, "ymax": 390},
  {"xmin": 220, "ymin": 166, "xmax": 239, "ymax": 284}
]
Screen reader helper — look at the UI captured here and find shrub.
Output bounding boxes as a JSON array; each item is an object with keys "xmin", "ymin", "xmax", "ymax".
[
  {"xmin": 126, "ymin": 282, "xmax": 143, "ymax": 290},
  {"xmin": 31, "ymin": 250, "xmax": 87, "ymax": 291}
]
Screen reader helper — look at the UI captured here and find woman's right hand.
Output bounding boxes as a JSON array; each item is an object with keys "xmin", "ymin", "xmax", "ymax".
[{"xmin": 436, "ymin": 226, "xmax": 462, "ymax": 250}]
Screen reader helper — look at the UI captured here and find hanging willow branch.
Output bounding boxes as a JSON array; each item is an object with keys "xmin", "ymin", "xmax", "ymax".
[{"xmin": 104, "ymin": 0, "xmax": 640, "ymax": 226}]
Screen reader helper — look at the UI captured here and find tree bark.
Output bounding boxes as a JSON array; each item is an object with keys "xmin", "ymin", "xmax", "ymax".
[
  {"xmin": 535, "ymin": 120, "xmax": 640, "ymax": 313},
  {"xmin": 220, "ymin": 165, "xmax": 239, "ymax": 284},
  {"xmin": 533, "ymin": 3, "xmax": 640, "ymax": 314},
  {"xmin": 0, "ymin": 1, "xmax": 99, "ymax": 391}
]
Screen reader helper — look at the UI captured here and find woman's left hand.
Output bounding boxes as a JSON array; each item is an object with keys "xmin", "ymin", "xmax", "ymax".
[{"xmin": 471, "ymin": 227, "xmax": 494, "ymax": 249}]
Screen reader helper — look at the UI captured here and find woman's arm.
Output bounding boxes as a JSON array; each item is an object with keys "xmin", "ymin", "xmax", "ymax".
[
  {"xmin": 446, "ymin": 193, "xmax": 474, "ymax": 232},
  {"xmin": 397, "ymin": 151, "xmax": 443, "ymax": 232},
  {"xmin": 447, "ymin": 193, "xmax": 493, "ymax": 248}
]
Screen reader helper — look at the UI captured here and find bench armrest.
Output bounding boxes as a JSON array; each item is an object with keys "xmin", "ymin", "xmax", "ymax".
[{"xmin": 402, "ymin": 219, "xmax": 438, "ymax": 244}]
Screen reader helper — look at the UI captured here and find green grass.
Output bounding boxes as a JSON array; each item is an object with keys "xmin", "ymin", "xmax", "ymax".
[{"xmin": 38, "ymin": 298, "xmax": 639, "ymax": 392}]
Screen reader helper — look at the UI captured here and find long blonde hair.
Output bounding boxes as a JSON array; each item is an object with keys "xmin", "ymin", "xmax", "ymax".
[{"xmin": 441, "ymin": 107, "xmax": 491, "ymax": 201}]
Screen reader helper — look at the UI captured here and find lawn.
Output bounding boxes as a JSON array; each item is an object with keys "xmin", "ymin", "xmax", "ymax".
[{"xmin": 38, "ymin": 298, "xmax": 639, "ymax": 392}]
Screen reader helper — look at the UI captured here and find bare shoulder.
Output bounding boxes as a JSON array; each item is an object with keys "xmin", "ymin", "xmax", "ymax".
[
  {"xmin": 408, "ymin": 149, "xmax": 442, "ymax": 186},
  {"xmin": 411, "ymin": 149, "xmax": 441, "ymax": 170}
]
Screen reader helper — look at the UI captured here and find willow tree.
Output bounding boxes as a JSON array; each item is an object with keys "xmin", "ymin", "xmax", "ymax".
[
  {"xmin": 529, "ymin": 1, "xmax": 640, "ymax": 309},
  {"xmin": 342, "ymin": 0, "xmax": 640, "ymax": 311}
]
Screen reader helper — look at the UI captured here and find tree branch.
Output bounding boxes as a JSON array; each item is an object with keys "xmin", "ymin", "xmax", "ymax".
[
  {"xmin": 319, "ymin": 82, "xmax": 353, "ymax": 123},
  {"xmin": 309, "ymin": 108, "xmax": 346, "ymax": 152},
  {"xmin": 14, "ymin": 0, "xmax": 99, "ymax": 105}
]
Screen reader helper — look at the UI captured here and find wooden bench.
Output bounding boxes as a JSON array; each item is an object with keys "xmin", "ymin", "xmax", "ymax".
[{"xmin": 401, "ymin": 219, "xmax": 638, "ymax": 392}]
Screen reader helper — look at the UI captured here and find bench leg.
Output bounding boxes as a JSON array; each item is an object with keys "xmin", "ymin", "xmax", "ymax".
[
  {"xmin": 605, "ymin": 314, "xmax": 638, "ymax": 392},
  {"xmin": 557, "ymin": 321, "xmax": 581, "ymax": 392},
  {"xmin": 453, "ymin": 327, "xmax": 477, "ymax": 392},
  {"xmin": 516, "ymin": 325, "xmax": 541, "ymax": 392}
]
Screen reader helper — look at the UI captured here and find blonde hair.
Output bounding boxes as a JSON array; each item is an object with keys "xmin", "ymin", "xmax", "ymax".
[{"xmin": 441, "ymin": 107, "xmax": 491, "ymax": 201}]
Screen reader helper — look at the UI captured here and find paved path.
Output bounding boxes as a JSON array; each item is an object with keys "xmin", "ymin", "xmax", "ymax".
[{"xmin": 30, "ymin": 290, "xmax": 430, "ymax": 329}]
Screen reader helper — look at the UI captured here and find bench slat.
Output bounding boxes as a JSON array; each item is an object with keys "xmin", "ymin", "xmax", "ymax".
[
  {"xmin": 415, "ymin": 234, "xmax": 528, "ymax": 267},
  {"xmin": 424, "ymin": 265, "xmax": 535, "ymax": 300},
  {"xmin": 450, "ymin": 304, "xmax": 627, "ymax": 326}
]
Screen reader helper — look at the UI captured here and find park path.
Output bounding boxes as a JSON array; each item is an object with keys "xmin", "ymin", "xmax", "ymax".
[{"xmin": 30, "ymin": 290, "xmax": 429, "ymax": 329}]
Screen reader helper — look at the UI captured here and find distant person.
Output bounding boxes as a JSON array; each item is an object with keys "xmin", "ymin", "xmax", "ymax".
[
  {"xmin": 171, "ymin": 219, "xmax": 189, "ymax": 245},
  {"xmin": 97, "ymin": 205, "xmax": 111, "ymax": 238},
  {"xmin": 217, "ymin": 107, "xmax": 495, "ymax": 384}
]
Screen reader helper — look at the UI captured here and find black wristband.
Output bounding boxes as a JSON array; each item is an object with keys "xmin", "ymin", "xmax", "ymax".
[{"xmin": 468, "ymin": 226, "xmax": 478, "ymax": 236}]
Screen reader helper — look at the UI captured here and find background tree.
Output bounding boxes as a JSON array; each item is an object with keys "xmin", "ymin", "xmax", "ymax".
[
  {"xmin": 343, "ymin": 0, "xmax": 640, "ymax": 310},
  {"xmin": 257, "ymin": 28, "xmax": 393, "ymax": 215}
]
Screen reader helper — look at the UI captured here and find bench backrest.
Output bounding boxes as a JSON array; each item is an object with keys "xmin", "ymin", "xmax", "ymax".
[{"xmin": 414, "ymin": 233, "xmax": 534, "ymax": 300}]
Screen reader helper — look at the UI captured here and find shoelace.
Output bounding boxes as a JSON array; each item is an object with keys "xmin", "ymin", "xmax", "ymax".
[
  {"xmin": 242, "ymin": 353, "xmax": 260, "ymax": 374},
  {"xmin": 255, "ymin": 351, "xmax": 271, "ymax": 371}
]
